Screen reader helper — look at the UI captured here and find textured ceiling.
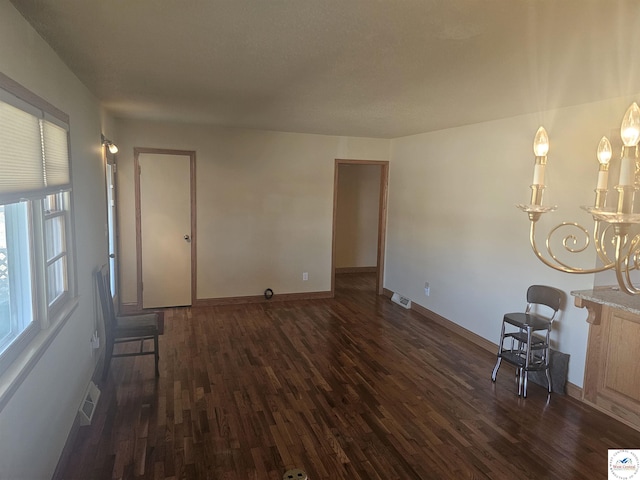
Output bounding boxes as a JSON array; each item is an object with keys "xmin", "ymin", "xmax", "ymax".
[{"xmin": 9, "ymin": 0, "xmax": 640, "ymax": 138}]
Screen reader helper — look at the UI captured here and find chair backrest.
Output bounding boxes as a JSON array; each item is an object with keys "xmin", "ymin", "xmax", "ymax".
[
  {"xmin": 95, "ymin": 264, "xmax": 116, "ymax": 339},
  {"xmin": 526, "ymin": 284, "xmax": 562, "ymax": 321}
]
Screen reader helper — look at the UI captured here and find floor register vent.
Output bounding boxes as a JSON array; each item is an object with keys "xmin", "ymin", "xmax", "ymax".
[
  {"xmin": 391, "ymin": 292, "xmax": 412, "ymax": 309},
  {"xmin": 79, "ymin": 381, "xmax": 101, "ymax": 426}
]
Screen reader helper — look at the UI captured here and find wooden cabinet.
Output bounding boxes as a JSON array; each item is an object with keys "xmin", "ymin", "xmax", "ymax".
[{"xmin": 574, "ymin": 290, "xmax": 640, "ymax": 430}]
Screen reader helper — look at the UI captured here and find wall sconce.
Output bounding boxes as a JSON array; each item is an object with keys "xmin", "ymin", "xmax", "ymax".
[
  {"xmin": 518, "ymin": 103, "xmax": 640, "ymax": 294},
  {"xmin": 101, "ymin": 134, "xmax": 119, "ymax": 154}
]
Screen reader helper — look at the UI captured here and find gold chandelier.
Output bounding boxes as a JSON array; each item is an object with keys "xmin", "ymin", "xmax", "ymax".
[{"xmin": 518, "ymin": 102, "xmax": 640, "ymax": 295}]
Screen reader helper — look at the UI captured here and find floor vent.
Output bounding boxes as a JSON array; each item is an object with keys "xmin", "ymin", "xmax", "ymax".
[
  {"xmin": 79, "ymin": 381, "xmax": 100, "ymax": 426},
  {"xmin": 391, "ymin": 292, "xmax": 412, "ymax": 309},
  {"xmin": 283, "ymin": 469, "xmax": 308, "ymax": 480}
]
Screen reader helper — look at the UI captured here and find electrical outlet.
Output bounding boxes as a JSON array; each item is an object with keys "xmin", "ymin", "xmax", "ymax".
[
  {"xmin": 302, "ymin": 272, "xmax": 308, "ymax": 281},
  {"xmin": 90, "ymin": 330, "xmax": 100, "ymax": 350},
  {"xmin": 424, "ymin": 282, "xmax": 430, "ymax": 296}
]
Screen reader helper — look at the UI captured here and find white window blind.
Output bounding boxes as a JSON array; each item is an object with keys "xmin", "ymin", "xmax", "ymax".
[
  {"xmin": 42, "ymin": 118, "xmax": 70, "ymax": 189},
  {"xmin": 0, "ymin": 90, "xmax": 70, "ymax": 204},
  {"xmin": 0, "ymin": 102, "xmax": 43, "ymax": 195}
]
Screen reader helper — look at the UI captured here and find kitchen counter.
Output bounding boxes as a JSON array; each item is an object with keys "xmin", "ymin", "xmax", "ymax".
[{"xmin": 571, "ymin": 287, "xmax": 640, "ymax": 317}]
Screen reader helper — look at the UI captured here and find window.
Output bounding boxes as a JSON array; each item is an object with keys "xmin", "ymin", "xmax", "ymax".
[
  {"xmin": 0, "ymin": 75, "xmax": 75, "ymax": 375},
  {"xmin": 44, "ymin": 192, "xmax": 70, "ymax": 310},
  {"xmin": 0, "ymin": 201, "xmax": 34, "ymax": 359}
]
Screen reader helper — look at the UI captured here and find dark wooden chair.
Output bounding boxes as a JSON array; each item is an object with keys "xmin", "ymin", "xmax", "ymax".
[{"xmin": 96, "ymin": 264, "xmax": 161, "ymax": 380}]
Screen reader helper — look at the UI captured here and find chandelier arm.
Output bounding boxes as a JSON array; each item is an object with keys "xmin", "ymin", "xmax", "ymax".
[
  {"xmin": 614, "ymin": 233, "xmax": 640, "ymax": 295},
  {"xmin": 529, "ymin": 220, "xmax": 612, "ymax": 274},
  {"xmin": 546, "ymin": 222, "xmax": 591, "ymax": 270},
  {"xmin": 594, "ymin": 220, "xmax": 614, "ymax": 266},
  {"xmin": 632, "ymin": 234, "xmax": 640, "ymax": 273},
  {"xmin": 621, "ymin": 233, "xmax": 640, "ymax": 294}
]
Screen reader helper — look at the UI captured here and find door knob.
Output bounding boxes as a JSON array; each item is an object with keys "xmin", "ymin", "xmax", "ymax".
[{"xmin": 184, "ymin": 234, "xmax": 190, "ymax": 241}]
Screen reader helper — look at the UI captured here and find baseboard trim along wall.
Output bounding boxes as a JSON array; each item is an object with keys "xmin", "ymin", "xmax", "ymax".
[
  {"xmin": 53, "ymin": 356, "xmax": 106, "ymax": 480},
  {"xmin": 382, "ymin": 288, "xmax": 583, "ymax": 401},
  {"xmin": 123, "ymin": 291, "xmax": 333, "ymax": 310},
  {"xmin": 335, "ymin": 266, "xmax": 377, "ymax": 274},
  {"xmin": 51, "ymin": 413, "xmax": 80, "ymax": 480},
  {"xmin": 194, "ymin": 290, "xmax": 334, "ymax": 307},
  {"xmin": 411, "ymin": 300, "xmax": 497, "ymax": 353}
]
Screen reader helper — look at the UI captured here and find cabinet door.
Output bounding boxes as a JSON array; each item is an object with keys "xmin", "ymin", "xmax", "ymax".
[
  {"xmin": 601, "ymin": 309, "xmax": 640, "ymax": 399},
  {"xmin": 578, "ymin": 297, "xmax": 640, "ymax": 429}
]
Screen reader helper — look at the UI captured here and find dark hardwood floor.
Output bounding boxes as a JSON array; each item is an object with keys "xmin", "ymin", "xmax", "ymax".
[{"xmin": 57, "ymin": 273, "xmax": 640, "ymax": 479}]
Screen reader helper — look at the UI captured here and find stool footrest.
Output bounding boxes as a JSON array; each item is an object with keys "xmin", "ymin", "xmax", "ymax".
[
  {"xmin": 500, "ymin": 350, "xmax": 547, "ymax": 371},
  {"xmin": 504, "ymin": 331, "xmax": 547, "ymax": 347}
]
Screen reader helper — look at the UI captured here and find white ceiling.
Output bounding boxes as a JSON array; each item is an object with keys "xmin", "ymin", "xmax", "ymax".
[{"xmin": 9, "ymin": 0, "xmax": 640, "ymax": 138}]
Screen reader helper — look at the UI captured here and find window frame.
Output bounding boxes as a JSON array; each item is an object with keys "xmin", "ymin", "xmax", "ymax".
[
  {"xmin": 0, "ymin": 72, "xmax": 78, "ymax": 407},
  {"xmin": 43, "ymin": 192, "xmax": 72, "ymax": 315}
]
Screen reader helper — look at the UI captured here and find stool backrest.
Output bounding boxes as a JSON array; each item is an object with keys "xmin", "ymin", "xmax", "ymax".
[{"xmin": 525, "ymin": 284, "xmax": 562, "ymax": 322}]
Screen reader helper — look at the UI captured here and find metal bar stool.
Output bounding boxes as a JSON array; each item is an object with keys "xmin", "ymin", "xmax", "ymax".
[{"xmin": 491, "ymin": 285, "xmax": 562, "ymax": 397}]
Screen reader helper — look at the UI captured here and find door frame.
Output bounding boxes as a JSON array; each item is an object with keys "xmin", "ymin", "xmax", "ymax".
[
  {"xmin": 331, "ymin": 159, "xmax": 389, "ymax": 296},
  {"xmin": 134, "ymin": 147, "xmax": 197, "ymax": 309},
  {"xmin": 102, "ymin": 145, "xmax": 119, "ymax": 305}
]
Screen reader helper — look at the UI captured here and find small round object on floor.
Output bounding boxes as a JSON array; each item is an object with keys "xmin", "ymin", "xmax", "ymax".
[{"xmin": 283, "ymin": 468, "xmax": 308, "ymax": 480}]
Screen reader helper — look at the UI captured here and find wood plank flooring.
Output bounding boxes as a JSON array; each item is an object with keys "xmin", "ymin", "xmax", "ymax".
[{"xmin": 57, "ymin": 273, "xmax": 640, "ymax": 479}]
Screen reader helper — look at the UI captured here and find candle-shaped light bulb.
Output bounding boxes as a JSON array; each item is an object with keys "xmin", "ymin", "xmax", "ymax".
[
  {"xmin": 621, "ymin": 102, "xmax": 640, "ymax": 147},
  {"xmin": 531, "ymin": 126, "xmax": 548, "ymax": 188},
  {"xmin": 533, "ymin": 126, "xmax": 549, "ymax": 157},
  {"xmin": 619, "ymin": 104, "xmax": 640, "ymax": 187},
  {"xmin": 597, "ymin": 136, "xmax": 612, "ymax": 165},
  {"xmin": 596, "ymin": 136, "xmax": 611, "ymax": 191}
]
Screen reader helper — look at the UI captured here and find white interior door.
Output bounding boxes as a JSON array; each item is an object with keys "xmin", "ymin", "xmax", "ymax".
[{"xmin": 139, "ymin": 152, "xmax": 192, "ymax": 308}]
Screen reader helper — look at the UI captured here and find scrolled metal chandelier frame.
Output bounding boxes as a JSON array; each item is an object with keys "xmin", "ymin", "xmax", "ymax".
[{"xmin": 518, "ymin": 102, "xmax": 640, "ymax": 295}]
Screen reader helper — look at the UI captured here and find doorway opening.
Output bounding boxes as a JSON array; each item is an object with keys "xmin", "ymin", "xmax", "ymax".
[{"xmin": 332, "ymin": 159, "xmax": 389, "ymax": 296}]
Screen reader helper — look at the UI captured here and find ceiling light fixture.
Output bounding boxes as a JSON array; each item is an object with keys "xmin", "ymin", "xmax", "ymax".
[
  {"xmin": 101, "ymin": 134, "xmax": 119, "ymax": 154},
  {"xmin": 518, "ymin": 102, "xmax": 640, "ymax": 294}
]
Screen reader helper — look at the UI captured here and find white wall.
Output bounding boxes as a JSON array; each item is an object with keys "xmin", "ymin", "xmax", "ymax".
[
  {"xmin": 386, "ymin": 95, "xmax": 640, "ymax": 387},
  {"xmin": 335, "ymin": 164, "xmax": 381, "ymax": 268},
  {"xmin": 0, "ymin": 1, "xmax": 107, "ymax": 477},
  {"xmin": 1, "ymin": 3, "xmax": 637, "ymax": 476},
  {"xmin": 114, "ymin": 119, "xmax": 391, "ymax": 303}
]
